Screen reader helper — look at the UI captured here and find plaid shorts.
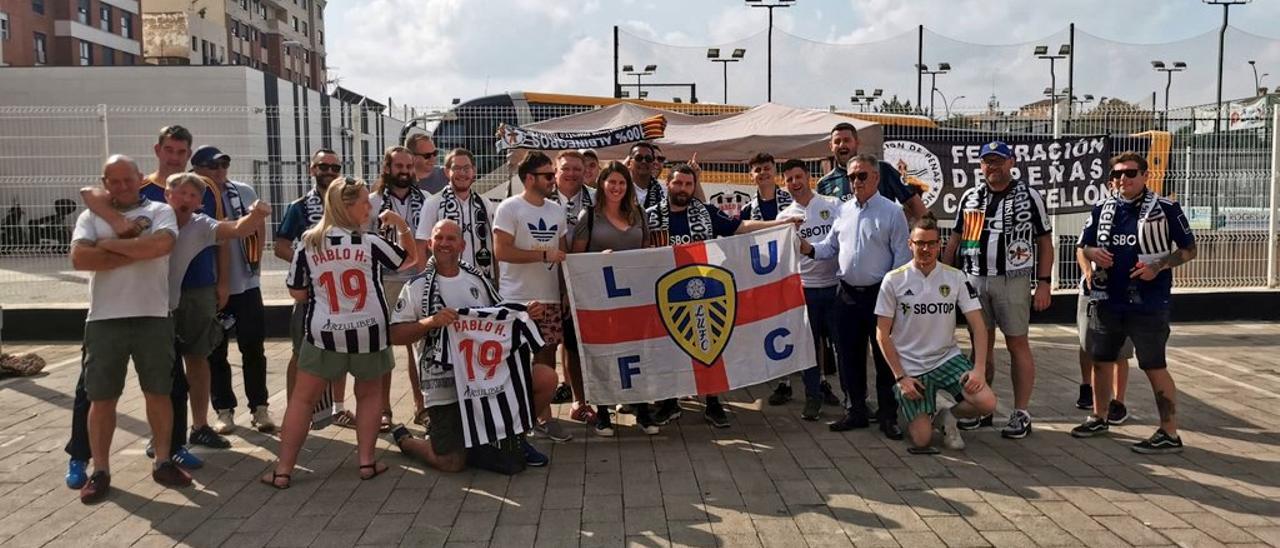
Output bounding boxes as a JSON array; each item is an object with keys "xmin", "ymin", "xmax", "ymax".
[
  {"xmin": 894, "ymin": 354, "xmax": 974, "ymax": 421},
  {"xmin": 527, "ymin": 302, "xmax": 564, "ymax": 347}
]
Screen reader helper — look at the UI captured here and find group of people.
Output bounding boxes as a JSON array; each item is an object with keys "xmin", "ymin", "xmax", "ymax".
[{"xmin": 65, "ymin": 120, "xmax": 1197, "ymax": 503}]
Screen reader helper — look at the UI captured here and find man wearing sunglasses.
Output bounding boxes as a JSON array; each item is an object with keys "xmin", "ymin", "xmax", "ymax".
[
  {"xmin": 817, "ymin": 123, "xmax": 927, "ymax": 224},
  {"xmin": 275, "ymin": 149, "xmax": 353, "ymax": 420},
  {"xmin": 628, "ymin": 142, "xmax": 666, "ymax": 211},
  {"xmin": 941, "ymin": 140, "xmax": 1052, "ymax": 440},
  {"xmin": 191, "ymin": 146, "xmax": 276, "ymax": 438},
  {"xmin": 1073, "ymin": 152, "xmax": 1196, "ymax": 454},
  {"xmin": 800, "ymin": 154, "xmax": 912, "ymax": 440},
  {"xmin": 406, "ymin": 134, "xmax": 447, "ymax": 195}
]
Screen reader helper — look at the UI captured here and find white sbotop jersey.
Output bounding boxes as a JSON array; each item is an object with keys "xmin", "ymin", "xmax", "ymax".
[
  {"xmin": 874, "ymin": 263, "xmax": 982, "ymax": 376},
  {"xmin": 288, "ymin": 227, "xmax": 408, "ymax": 353},
  {"xmin": 440, "ymin": 306, "xmax": 544, "ymax": 448},
  {"xmin": 780, "ymin": 195, "xmax": 841, "ymax": 288}
]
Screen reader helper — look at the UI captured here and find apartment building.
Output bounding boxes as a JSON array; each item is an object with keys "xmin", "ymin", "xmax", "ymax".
[{"xmin": 0, "ymin": 0, "xmax": 142, "ymax": 67}]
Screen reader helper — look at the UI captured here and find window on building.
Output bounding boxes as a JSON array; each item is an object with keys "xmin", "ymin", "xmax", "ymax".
[
  {"xmin": 302, "ymin": 22, "xmax": 308, "ymax": 37},
  {"xmin": 79, "ymin": 41, "xmax": 92, "ymax": 66},
  {"xmin": 77, "ymin": 0, "xmax": 89, "ymax": 24},
  {"xmin": 120, "ymin": 13, "xmax": 133, "ymax": 39},
  {"xmin": 99, "ymin": 5, "xmax": 111, "ymax": 32},
  {"xmin": 240, "ymin": 0, "xmax": 248, "ymax": 10},
  {"xmin": 122, "ymin": 52, "xmax": 134, "ymax": 65},
  {"xmin": 32, "ymin": 1, "xmax": 44, "ymax": 16},
  {"xmin": 292, "ymin": 16, "xmax": 298, "ymax": 32},
  {"xmin": 101, "ymin": 47, "xmax": 113, "ymax": 66},
  {"xmin": 0, "ymin": 12, "xmax": 9, "ymax": 41},
  {"xmin": 33, "ymin": 32, "xmax": 46, "ymax": 64},
  {"xmin": 319, "ymin": 30, "xmax": 324, "ymax": 45},
  {"xmin": 192, "ymin": 36, "xmax": 198, "ymax": 51}
]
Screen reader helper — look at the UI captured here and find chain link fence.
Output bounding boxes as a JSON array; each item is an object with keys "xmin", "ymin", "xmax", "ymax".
[{"xmin": 1, "ymin": 101, "xmax": 1276, "ymax": 306}]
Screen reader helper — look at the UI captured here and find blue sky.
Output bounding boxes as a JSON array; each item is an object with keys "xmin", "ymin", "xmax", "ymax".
[{"xmin": 327, "ymin": 0, "xmax": 1280, "ymax": 111}]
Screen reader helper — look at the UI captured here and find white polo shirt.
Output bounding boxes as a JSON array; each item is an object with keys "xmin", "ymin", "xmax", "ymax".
[{"xmin": 874, "ymin": 262, "xmax": 982, "ymax": 376}]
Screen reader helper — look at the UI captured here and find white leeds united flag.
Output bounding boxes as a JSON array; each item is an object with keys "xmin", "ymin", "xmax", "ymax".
[{"xmin": 564, "ymin": 226, "xmax": 814, "ymax": 403}]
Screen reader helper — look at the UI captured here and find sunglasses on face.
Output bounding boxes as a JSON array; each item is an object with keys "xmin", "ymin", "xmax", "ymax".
[
  {"xmin": 1110, "ymin": 168, "xmax": 1142, "ymax": 180},
  {"xmin": 199, "ymin": 160, "xmax": 231, "ymax": 169},
  {"xmin": 415, "ymin": 151, "xmax": 438, "ymax": 160},
  {"xmin": 849, "ymin": 171, "xmax": 872, "ymax": 181},
  {"xmin": 631, "ymin": 155, "xmax": 655, "ymax": 163},
  {"xmin": 531, "ymin": 172, "xmax": 556, "ymax": 180},
  {"xmin": 315, "ymin": 163, "xmax": 342, "ymax": 172},
  {"xmin": 655, "ymin": 156, "xmax": 666, "ymax": 164}
]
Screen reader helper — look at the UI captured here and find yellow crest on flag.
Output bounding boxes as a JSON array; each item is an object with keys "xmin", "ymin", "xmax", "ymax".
[{"xmin": 656, "ymin": 265, "xmax": 737, "ymax": 366}]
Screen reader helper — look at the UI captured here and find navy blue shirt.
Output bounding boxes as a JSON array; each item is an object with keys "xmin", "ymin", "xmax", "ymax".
[
  {"xmin": 816, "ymin": 162, "xmax": 917, "ymax": 204},
  {"xmin": 275, "ymin": 198, "xmax": 314, "ymax": 242},
  {"xmin": 739, "ymin": 198, "xmax": 778, "ymax": 221},
  {"xmin": 1079, "ymin": 191, "xmax": 1194, "ymax": 312},
  {"xmin": 670, "ymin": 204, "xmax": 742, "ymax": 240},
  {"xmin": 141, "ymin": 177, "xmax": 222, "ymax": 289}
]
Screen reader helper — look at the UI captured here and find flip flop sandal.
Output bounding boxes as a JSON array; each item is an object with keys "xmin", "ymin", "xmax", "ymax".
[
  {"xmin": 260, "ymin": 469, "xmax": 292, "ymax": 489},
  {"xmin": 359, "ymin": 462, "xmax": 388, "ymax": 480}
]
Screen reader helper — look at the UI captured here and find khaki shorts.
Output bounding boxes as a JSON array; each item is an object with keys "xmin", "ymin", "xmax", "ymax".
[
  {"xmin": 290, "ymin": 301, "xmax": 307, "ymax": 353},
  {"xmin": 426, "ymin": 403, "xmax": 465, "ymax": 456},
  {"xmin": 527, "ymin": 302, "xmax": 563, "ymax": 347},
  {"xmin": 83, "ymin": 317, "xmax": 176, "ymax": 401},
  {"xmin": 968, "ymin": 274, "xmax": 1031, "ymax": 337},
  {"xmin": 1076, "ymin": 287, "xmax": 1134, "ymax": 359},
  {"xmin": 298, "ymin": 343, "xmax": 394, "ymax": 381},
  {"xmin": 175, "ymin": 285, "xmax": 222, "ymax": 357}
]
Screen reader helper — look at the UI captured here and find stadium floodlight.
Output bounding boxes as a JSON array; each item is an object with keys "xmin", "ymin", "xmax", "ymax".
[
  {"xmin": 709, "ymin": 49, "xmax": 745, "ymax": 103},
  {"xmin": 731, "ymin": 48, "xmax": 746, "ymax": 59},
  {"xmin": 1204, "ymin": 0, "xmax": 1251, "ymax": 131},
  {"xmin": 744, "ymin": 0, "xmax": 796, "ymax": 101},
  {"xmin": 707, "ymin": 48, "xmax": 720, "ymax": 59}
]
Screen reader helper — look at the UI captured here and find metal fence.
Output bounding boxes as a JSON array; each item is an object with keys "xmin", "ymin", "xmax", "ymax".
[{"xmin": 1, "ymin": 102, "xmax": 1276, "ymax": 306}]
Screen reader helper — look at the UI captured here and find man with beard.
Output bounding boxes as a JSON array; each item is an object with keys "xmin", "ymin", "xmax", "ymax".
[
  {"xmin": 370, "ymin": 146, "xmax": 429, "ymax": 429},
  {"xmin": 406, "ymin": 133, "xmax": 447, "ymax": 195},
  {"xmin": 817, "ymin": 123, "xmax": 926, "ymax": 224},
  {"xmin": 493, "ymin": 152, "xmax": 571, "ymax": 445},
  {"xmin": 415, "ymin": 149, "xmax": 496, "ymax": 284},
  {"xmin": 190, "ymin": 147, "xmax": 276, "ymax": 437},
  {"xmin": 647, "ymin": 164, "xmax": 801, "ymax": 427},
  {"xmin": 275, "ymin": 149, "xmax": 351, "ymax": 420}
]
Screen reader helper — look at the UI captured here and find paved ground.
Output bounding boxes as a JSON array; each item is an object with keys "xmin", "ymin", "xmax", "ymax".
[{"xmin": 1, "ymin": 323, "xmax": 1279, "ymax": 547}]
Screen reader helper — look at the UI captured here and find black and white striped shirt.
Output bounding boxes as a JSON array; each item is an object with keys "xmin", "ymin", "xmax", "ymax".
[
  {"xmin": 288, "ymin": 227, "xmax": 408, "ymax": 353},
  {"xmin": 440, "ymin": 305, "xmax": 544, "ymax": 448},
  {"xmin": 948, "ymin": 181, "xmax": 1052, "ymax": 277}
]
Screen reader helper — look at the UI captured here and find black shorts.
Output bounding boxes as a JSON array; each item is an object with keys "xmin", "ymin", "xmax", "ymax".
[
  {"xmin": 426, "ymin": 404, "xmax": 465, "ymax": 456},
  {"xmin": 1087, "ymin": 305, "xmax": 1170, "ymax": 370}
]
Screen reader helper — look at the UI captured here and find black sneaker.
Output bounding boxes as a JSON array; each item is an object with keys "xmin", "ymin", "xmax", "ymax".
[
  {"xmin": 551, "ymin": 383, "xmax": 573, "ymax": 405},
  {"xmin": 704, "ymin": 402, "xmax": 730, "ymax": 428},
  {"xmin": 767, "ymin": 383, "xmax": 792, "ymax": 406},
  {"xmin": 820, "ymin": 380, "xmax": 842, "ymax": 407},
  {"xmin": 1076, "ymin": 384, "xmax": 1093, "ymax": 410},
  {"xmin": 1132, "ymin": 429, "xmax": 1183, "ymax": 454},
  {"xmin": 1070, "ymin": 416, "xmax": 1110, "ymax": 438},
  {"xmin": 801, "ymin": 397, "xmax": 822, "ymax": 421},
  {"xmin": 594, "ymin": 414, "xmax": 615, "ymax": 437},
  {"xmin": 1106, "ymin": 400, "xmax": 1130, "ymax": 425},
  {"xmin": 189, "ymin": 425, "xmax": 231, "ymax": 449},
  {"xmin": 653, "ymin": 400, "xmax": 682, "ymax": 426},
  {"xmin": 956, "ymin": 414, "xmax": 993, "ymax": 431}
]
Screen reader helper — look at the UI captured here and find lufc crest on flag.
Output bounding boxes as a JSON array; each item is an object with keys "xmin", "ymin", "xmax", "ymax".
[{"xmin": 656, "ymin": 265, "xmax": 737, "ymax": 366}]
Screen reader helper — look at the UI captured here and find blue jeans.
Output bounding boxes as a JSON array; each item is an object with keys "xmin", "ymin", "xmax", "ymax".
[{"xmin": 801, "ymin": 286, "xmax": 838, "ymax": 400}]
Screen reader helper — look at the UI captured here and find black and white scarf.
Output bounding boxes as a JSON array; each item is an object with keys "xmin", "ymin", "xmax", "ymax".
[
  {"xmin": 553, "ymin": 187, "xmax": 592, "ymax": 225},
  {"xmin": 438, "ymin": 185, "xmax": 494, "ymax": 275},
  {"xmin": 417, "ymin": 257, "xmax": 503, "ymax": 380},
  {"xmin": 641, "ymin": 179, "xmax": 665, "ymax": 210},
  {"xmin": 1096, "ymin": 187, "xmax": 1167, "ymax": 254},
  {"xmin": 223, "ymin": 181, "xmax": 260, "ymax": 273},
  {"xmin": 647, "ymin": 197, "xmax": 713, "ymax": 245},
  {"xmin": 747, "ymin": 188, "xmax": 793, "ymax": 221},
  {"xmin": 376, "ymin": 186, "xmax": 427, "ymax": 246},
  {"xmin": 963, "ymin": 180, "xmax": 1036, "ymax": 275},
  {"xmin": 302, "ymin": 187, "xmax": 325, "ymax": 226}
]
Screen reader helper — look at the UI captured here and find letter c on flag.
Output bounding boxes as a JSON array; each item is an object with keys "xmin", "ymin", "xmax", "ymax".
[{"xmin": 764, "ymin": 328, "xmax": 793, "ymax": 361}]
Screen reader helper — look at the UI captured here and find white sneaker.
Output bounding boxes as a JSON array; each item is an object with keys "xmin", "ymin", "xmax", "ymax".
[
  {"xmin": 938, "ymin": 407, "xmax": 966, "ymax": 450},
  {"xmin": 212, "ymin": 409, "xmax": 235, "ymax": 435},
  {"xmin": 251, "ymin": 406, "xmax": 277, "ymax": 433}
]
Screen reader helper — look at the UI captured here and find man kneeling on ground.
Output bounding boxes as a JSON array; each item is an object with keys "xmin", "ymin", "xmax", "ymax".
[
  {"xmin": 874, "ymin": 213, "xmax": 998, "ymax": 453},
  {"xmin": 387, "ymin": 219, "xmax": 558, "ymax": 471}
]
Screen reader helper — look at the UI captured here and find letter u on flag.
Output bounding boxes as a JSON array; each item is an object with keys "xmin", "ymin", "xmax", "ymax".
[{"xmin": 563, "ymin": 226, "xmax": 814, "ymax": 404}]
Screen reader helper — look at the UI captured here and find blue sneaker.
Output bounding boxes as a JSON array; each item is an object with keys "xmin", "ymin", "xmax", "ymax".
[
  {"xmin": 66, "ymin": 459, "xmax": 88, "ymax": 489},
  {"xmin": 521, "ymin": 438, "xmax": 548, "ymax": 467},
  {"xmin": 170, "ymin": 446, "xmax": 204, "ymax": 470}
]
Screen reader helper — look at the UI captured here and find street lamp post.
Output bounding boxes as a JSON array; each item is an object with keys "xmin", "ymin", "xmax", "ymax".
[
  {"xmin": 745, "ymin": 0, "xmax": 795, "ymax": 103},
  {"xmin": 1204, "ymin": 0, "xmax": 1251, "ymax": 132},
  {"xmin": 621, "ymin": 64, "xmax": 657, "ymax": 97},
  {"xmin": 946, "ymin": 95, "xmax": 966, "ymax": 118},
  {"xmin": 1152, "ymin": 61, "xmax": 1187, "ymax": 128},
  {"xmin": 1035, "ymin": 44, "xmax": 1070, "ymax": 138},
  {"xmin": 916, "ymin": 62, "xmax": 951, "ymax": 119},
  {"xmin": 708, "ymin": 48, "xmax": 746, "ymax": 104},
  {"xmin": 1248, "ymin": 60, "xmax": 1268, "ymax": 95}
]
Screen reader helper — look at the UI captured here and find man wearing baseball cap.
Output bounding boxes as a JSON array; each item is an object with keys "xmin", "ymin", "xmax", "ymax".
[
  {"xmin": 941, "ymin": 140, "xmax": 1053, "ymax": 440},
  {"xmin": 191, "ymin": 146, "xmax": 277, "ymax": 437}
]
